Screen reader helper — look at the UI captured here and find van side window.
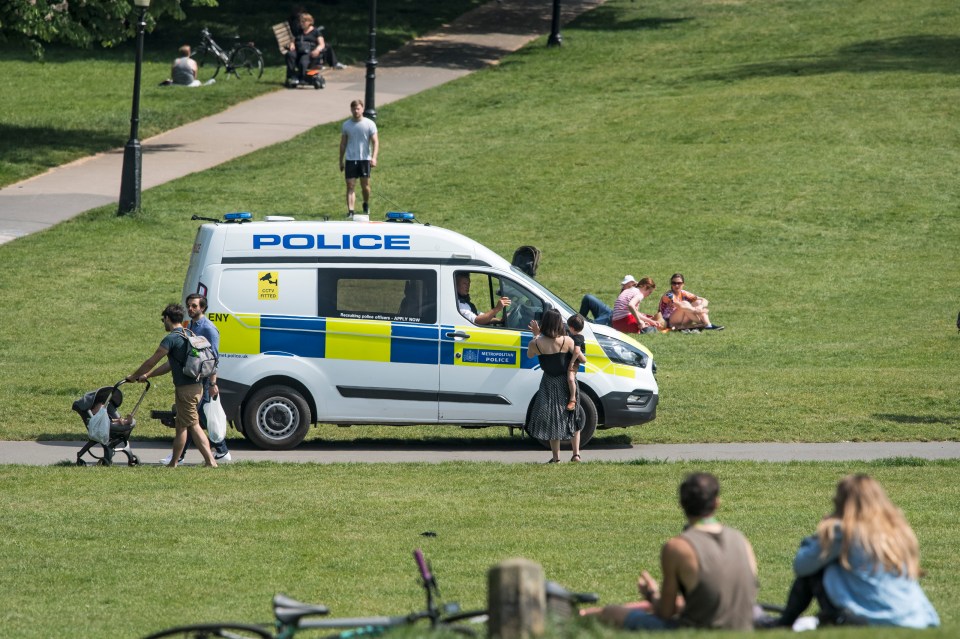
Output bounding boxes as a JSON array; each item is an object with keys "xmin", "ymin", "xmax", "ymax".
[
  {"xmin": 318, "ymin": 269, "xmax": 437, "ymax": 324},
  {"xmin": 455, "ymin": 271, "xmax": 544, "ymax": 330}
]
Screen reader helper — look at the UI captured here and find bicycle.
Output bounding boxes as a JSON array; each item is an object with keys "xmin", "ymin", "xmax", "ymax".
[
  {"xmin": 192, "ymin": 27, "xmax": 264, "ymax": 80},
  {"xmin": 141, "ymin": 549, "xmax": 486, "ymax": 639}
]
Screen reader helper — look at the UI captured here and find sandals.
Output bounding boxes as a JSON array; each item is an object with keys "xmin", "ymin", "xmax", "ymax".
[
  {"xmin": 566, "ymin": 400, "xmax": 577, "ymax": 412},
  {"xmin": 546, "ymin": 458, "xmax": 560, "ymax": 464},
  {"xmin": 570, "ymin": 454, "xmax": 581, "ymax": 463}
]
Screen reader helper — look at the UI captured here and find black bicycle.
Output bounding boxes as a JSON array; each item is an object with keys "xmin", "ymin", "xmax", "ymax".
[
  {"xmin": 192, "ymin": 27, "xmax": 264, "ymax": 80},
  {"xmin": 141, "ymin": 550, "xmax": 486, "ymax": 639}
]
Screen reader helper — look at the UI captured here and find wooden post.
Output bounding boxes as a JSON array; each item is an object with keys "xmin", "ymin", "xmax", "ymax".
[{"xmin": 487, "ymin": 558, "xmax": 547, "ymax": 639}]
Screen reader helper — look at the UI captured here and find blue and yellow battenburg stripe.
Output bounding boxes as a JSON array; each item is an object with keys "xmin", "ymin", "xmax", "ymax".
[{"xmin": 212, "ymin": 313, "xmax": 637, "ymax": 376}]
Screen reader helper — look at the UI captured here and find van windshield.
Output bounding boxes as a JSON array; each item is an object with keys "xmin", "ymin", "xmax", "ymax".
[{"xmin": 508, "ymin": 266, "xmax": 576, "ymax": 316}]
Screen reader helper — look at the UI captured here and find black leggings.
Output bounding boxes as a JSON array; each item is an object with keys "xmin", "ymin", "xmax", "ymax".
[
  {"xmin": 778, "ymin": 570, "xmax": 866, "ymax": 627},
  {"xmin": 286, "ymin": 47, "xmax": 339, "ymax": 79}
]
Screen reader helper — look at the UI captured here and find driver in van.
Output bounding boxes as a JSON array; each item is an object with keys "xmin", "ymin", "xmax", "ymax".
[{"xmin": 456, "ymin": 273, "xmax": 511, "ymax": 325}]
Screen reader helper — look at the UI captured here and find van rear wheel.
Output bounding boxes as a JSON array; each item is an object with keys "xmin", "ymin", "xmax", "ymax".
[
  {"xmin": 525, "ymin": 392, "xmax": 598, "ymax": 449},
  {"xmin": 242, "ymin": 385, "xmax": 310, "ymax": 450}
]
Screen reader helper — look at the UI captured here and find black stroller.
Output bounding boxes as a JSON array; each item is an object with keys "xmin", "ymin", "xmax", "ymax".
[{"xmin": 72, "ymin": 379, "xmax": 150, "ymax": 466}]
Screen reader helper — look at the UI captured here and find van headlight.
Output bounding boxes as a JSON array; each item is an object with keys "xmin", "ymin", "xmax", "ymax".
[{"xmin": 596, "ymin": 335, "xmax": 650, "ymax": 369}]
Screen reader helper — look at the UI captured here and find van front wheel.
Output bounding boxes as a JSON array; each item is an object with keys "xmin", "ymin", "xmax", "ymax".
[
  {"xmin": 525, "ymin": 392, "xmax": 598, "ymax": 449},
  {"xmin": 242, "ymin": 386, "xmax": 311, "ymax": 450}
]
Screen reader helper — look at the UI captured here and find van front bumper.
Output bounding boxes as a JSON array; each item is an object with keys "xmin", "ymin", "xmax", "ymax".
[{"xmin": 599, "ymin": 389, "xmax": 658, "ymax": 427}]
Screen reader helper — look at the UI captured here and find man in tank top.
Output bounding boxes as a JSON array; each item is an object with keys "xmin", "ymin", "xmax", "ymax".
[{"xmin": 597, "ymin": 472, "xmax": 758, "ymax": 631}]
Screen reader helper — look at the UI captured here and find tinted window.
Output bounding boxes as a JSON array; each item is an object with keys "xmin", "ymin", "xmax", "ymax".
[{"xmin": 318, "ymin": 269, "xmax": 437, "ymax": 324}]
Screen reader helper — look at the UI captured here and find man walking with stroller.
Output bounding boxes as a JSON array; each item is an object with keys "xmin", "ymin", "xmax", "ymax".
[
  {"xmin": 159, "ymin": 294, "xmax": 231, "ymax": 464},
  {"xmin": 127, "ymin": 304, "xmax": 218, "ymax": 468}
]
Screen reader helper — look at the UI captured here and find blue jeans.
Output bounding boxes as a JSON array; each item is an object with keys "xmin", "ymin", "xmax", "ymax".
[
  {"xmin": 580, "ymin": 294, "xmax": 612, "ymax": 326},
  {"xmin": 181, "ymin": 380, "xmax": 228, "ymax": 456},
  {"xmin": 623, "ymin": 610, "xmax": 679, "ymax": 631}
]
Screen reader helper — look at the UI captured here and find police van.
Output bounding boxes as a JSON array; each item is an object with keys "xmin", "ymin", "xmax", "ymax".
[{"xmin": 183, "ymin": 213, "xmax": 658, "ymax": 450}]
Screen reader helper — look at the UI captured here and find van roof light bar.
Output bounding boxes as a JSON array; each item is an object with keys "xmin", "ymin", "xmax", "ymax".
[{"xmin": 386, "ymin": 211, "xmax": 416, "ymax": 223}]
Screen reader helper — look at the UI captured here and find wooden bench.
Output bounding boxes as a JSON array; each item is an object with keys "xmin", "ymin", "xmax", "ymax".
[{"xmin": 272, "ymin": 22, "xmax": 293, "ymax": 55}]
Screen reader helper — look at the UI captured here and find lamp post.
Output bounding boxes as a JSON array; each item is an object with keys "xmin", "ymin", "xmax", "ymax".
[
  {"xmin": 547, "ymin": 0, "xmax": 563, "ymax": 47},
  {"xmin": 363, "ymin": 0, "xmax": 377, "ymax": 121},
  {"xmin": 118, "ymin": 0, "xmax": 151, "ymax": 216}
]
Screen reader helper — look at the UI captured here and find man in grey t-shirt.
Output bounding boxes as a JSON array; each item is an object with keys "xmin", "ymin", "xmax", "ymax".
[{"xmin": 338, "ymin": 99, "xmax": 379, "ymax": 218}]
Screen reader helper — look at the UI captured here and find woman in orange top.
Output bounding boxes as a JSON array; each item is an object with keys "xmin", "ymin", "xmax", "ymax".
[{"xmin": 658, "ymin": 273, "xmax": 723, "ymax": 331}]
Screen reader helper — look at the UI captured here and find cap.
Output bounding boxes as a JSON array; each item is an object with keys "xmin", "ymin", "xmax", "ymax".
[{"xmin": 620, "ymin": 275, "xmax": 638, "ymax": 286}]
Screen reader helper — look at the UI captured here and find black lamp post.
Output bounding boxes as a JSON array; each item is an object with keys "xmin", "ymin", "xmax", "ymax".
[
  {"xmin": 547, "ymin": 0, "xmax": 563, "ymax": 47},
  {"xmin": 363, "ymin": 0, "xmax": 377, "ymax": 121},
  {"xmin": 118, "ymin": 0, "xmax": 151, "ymax": 216}
]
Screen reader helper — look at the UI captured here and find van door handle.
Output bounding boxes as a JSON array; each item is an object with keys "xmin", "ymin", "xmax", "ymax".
[{"xmin": 446, "ymin": 331, "xmax": 470, "ymax": 340}]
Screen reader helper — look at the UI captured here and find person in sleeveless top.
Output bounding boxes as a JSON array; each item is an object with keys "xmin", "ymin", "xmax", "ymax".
[
  {"xmin": 170, "ymin": 45, "xmax": 201, "ymax": 87},
  {"xmin": 596, "ymin": 472, "xmax": 758, "ymax": 630},
  {"xmin": 525, "ymin": 309, "xmax": 585, "ymax": 463}
]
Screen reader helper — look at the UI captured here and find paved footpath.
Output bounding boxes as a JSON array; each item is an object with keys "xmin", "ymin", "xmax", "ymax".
[
  {"xmin": 2, "ymin": 439, "xmax": 958, "ymax": 466},
  {"xmin": 0, "ymin": 0, "xmax": 604, "ymax": 244}
]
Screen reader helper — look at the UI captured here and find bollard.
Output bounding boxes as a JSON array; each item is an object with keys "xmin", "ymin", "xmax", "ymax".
[{"xmin": 487, "ymin": 558, "xmax": 547, "ymax": 639}]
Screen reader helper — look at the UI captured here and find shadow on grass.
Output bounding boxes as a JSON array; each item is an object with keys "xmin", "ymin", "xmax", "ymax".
[
  {"xmin": 573, "ymin": 13, "xmax": 693, "ymax": 33},
  {"xmin": 0, "ymin": 123, "xmax": 121, "ymax": 163},
  {"xmin": 35, "ymin": 431, "xmax": 635, "ymax": 452},
  {"xmin": 874, "ymin": 414, "xmax": 959, "ymax": 425},
  {"xmin": 699, "ymin": 35, "xmax": 960, "ymax": 81}
]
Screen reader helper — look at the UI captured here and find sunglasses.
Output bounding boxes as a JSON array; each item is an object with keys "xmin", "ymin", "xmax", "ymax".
[{"xmin": 671, "ymin": 281, "xmax": 684, "ymax": 285}]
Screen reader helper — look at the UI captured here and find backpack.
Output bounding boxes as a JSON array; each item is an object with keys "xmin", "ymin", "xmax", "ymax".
[
  {"xmin": 511, "ymin": 245, "xmax": 542, "ymax": 278},
  {"xmin": 177, "ymin": 329, "xmax": 218, "ymax": 381}
]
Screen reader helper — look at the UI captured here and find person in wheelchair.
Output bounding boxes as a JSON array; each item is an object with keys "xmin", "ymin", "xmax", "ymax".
[{"xmin": 285, "ymin": 12, "xmax": 344, "ymax": 85}]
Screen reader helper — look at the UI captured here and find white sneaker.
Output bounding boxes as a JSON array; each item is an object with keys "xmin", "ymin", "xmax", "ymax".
[
  {"xmin": 214, "ymin": 451, "xmax": 232, "ymax": 462},
  {"xmin": 159, "ymin": 453, "xmax": 172, "ymax": 464}
]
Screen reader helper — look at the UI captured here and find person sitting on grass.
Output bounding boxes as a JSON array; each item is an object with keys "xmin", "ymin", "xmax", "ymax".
[
  {"xmin": 767, "ymin": 474, "xmax": 939, "ymax": 629},
  {"xmin": 658, "ymin": 273, "xmax": 723, "ymax": 332},
  {"xmin": 592, "ymin": 472, "xmax": 758, "ymax": 631},
  {"xmin": 611, "ymin": 276, "xmax": 664, "ymax": 335}
]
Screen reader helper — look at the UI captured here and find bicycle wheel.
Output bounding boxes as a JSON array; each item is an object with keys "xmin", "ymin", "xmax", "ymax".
[
  {"xmin": 229, "ymin": 45, "xmax": 264, "ymax": 79},
  {"xmin": 142, "ymin": 622, "xmax": 273, "ymax": 639}
]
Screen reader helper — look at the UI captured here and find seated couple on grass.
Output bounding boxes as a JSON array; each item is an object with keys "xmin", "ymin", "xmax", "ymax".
[
  {"xmin": 588, "ymin": 472, "xmax": 939, "ymax": 632},
  {"xmin": 580, "ymin": 273, "xmax": 723, "ymax": 334}
]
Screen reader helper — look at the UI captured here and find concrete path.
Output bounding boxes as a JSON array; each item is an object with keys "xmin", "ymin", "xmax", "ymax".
[
  {"xmin": 0, "ymin": 0, "xmax": 604, "ymax": 245},
  {"xmin": 3, "ymin": 439, "xmax": 958, "ymax": 466}
]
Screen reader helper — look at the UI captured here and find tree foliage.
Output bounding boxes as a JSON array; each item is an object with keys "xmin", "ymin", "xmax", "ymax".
[{"xmin": 0, "ymin": 0, "xmax": 217, "ymax": 57}]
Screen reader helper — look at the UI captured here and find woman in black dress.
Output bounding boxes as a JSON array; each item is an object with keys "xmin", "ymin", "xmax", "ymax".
[{"xmin": 526, "ymin": 309, "xmax": 585, "ymax": 463}]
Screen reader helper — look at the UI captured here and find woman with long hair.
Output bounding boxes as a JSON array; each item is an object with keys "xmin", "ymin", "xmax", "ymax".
[
  {"xmin": 774, "ymin": 474, "xmax": 939, "ymax": 628},
  {"xmin": 526, "ymin": 309, "xmax": 585, "ymax": 463}
]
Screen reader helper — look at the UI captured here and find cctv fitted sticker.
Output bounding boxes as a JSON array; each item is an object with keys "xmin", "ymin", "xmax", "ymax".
[{"xmin": 258, "ymin": 271, "xmax": 279, "ymax": 300}]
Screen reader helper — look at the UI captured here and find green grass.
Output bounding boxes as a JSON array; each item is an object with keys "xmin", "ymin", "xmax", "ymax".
[
  {"xmin": 1, "ymin": 0, "xmax": 958, "ymax": 444},
  {"xmin": 1, "ymin": 461, "xmax": 956, "ymax": 638},
  {"xmin": 0, "ymin": 0, "xmax": 486, "ymax": 187}
]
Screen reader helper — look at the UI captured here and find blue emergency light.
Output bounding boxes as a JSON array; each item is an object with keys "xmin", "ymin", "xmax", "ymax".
[
  {"xmin": 225, "ymin": 212, "xmax": 253, "ymax": 223},
  {"xmin": 386, "ymin": 211, "xmax": 416, "ymax": 223}
]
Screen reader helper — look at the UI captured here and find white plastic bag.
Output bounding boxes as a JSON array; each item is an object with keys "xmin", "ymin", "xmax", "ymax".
[
  {"xmin": 204, "ymin": 395, "xmax": 227, "ymax": 443},
  {"xmin": 87, "ymin": 406, "xmax": 111, "ymax": 445}
]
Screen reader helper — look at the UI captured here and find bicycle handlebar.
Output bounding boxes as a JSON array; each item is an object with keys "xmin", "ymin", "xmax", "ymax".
[{"xmin": 413, "ymin": 548, "xmax": 432, "ymax": 584}]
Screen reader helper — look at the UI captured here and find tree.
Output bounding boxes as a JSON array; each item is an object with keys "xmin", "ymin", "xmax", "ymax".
[{"xmin": 0, "ymin": 0, "xmax": 216, "ymax": 58}]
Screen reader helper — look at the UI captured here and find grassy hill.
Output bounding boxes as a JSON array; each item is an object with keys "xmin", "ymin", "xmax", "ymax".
[{"xmin": 1, "ymin": 0, "xmax": 958, "ymax": 444}]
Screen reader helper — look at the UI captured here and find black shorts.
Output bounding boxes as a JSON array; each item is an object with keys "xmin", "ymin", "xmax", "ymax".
[{"xmin": 345, "ymin": 160, "xmax": 371, "ymax": 180}]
